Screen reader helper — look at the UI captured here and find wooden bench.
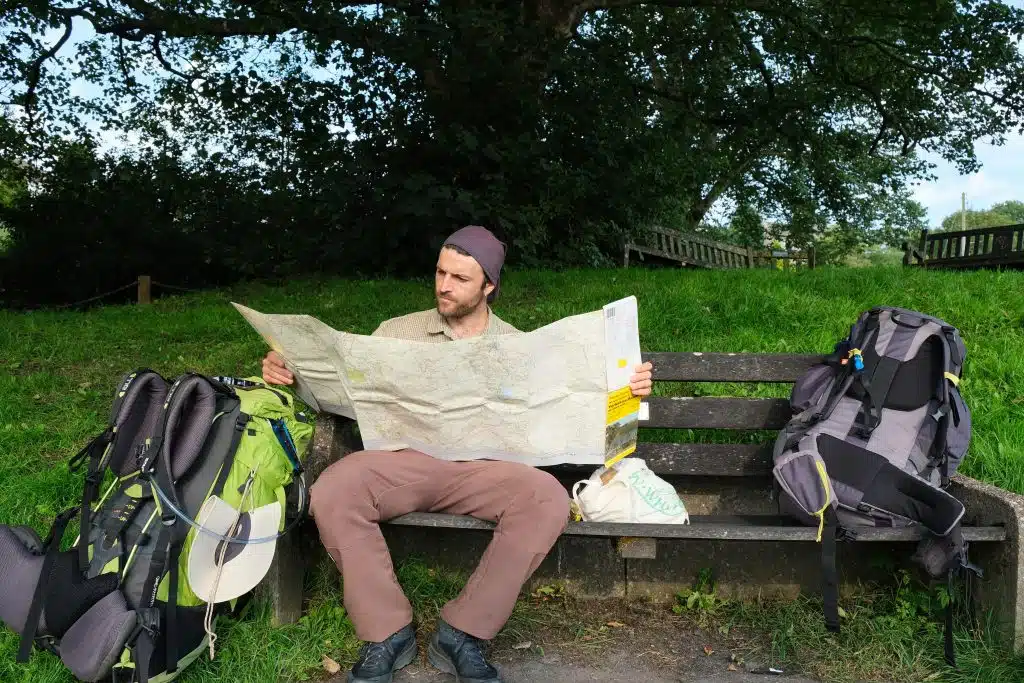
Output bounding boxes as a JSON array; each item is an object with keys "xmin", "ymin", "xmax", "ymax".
[
  {"xmin": 264, "ymin": 351, "xmax": 1024, "ymax": 653},
  {"xmin": 623, "ymin": 226, "xmax": 816, "ymax": 270},
  {"xmin": 903, "ymin": 225, "xmax": 1024, "ymax": 269}
]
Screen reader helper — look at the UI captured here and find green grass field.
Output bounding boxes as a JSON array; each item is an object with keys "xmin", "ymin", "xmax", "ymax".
[{"xmin": 1, "ymin": 265, "xmax": 1023, "ymax": 681}]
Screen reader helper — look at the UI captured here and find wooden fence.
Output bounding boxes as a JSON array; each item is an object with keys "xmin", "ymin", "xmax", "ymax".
[
  {"xmin": 903, "ymin": 225, "xmax": 1024, "ymax": 269},
  {"xmin": 624, "ymin": 226, "xmax": 815, "ymax": 270}
]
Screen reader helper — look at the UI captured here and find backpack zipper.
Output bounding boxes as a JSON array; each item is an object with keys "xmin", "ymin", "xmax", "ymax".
[
  {"xmin": 213, "ymin": 376, "xmax": 290, "ymax": 406},
  {"xmin": 240, "ymin": 383, "xmax": 290, "ymax": 406}
]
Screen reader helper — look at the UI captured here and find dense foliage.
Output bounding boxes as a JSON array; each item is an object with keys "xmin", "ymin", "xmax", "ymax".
[
  {"xmin": 940, "ymin": 199, "xmax": 1024, "ymax": 232},
  {"xmin": 2, "ymin": 1, "xmax": 1024, "ymax": 305}
]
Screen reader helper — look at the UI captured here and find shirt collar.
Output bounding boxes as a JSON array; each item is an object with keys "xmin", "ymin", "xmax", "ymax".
[
  {"xmin": 427, "ymin": 306, "xmax": 494, "ymax": 339},
  {"xmin": 426, "ymin": 308, "xmax": 450, "ymax": 338}
]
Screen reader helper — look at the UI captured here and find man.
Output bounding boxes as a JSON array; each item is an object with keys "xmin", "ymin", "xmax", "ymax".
[{"xmin": 262, "ymin": 225, "xmax": 653, "ymax": 683}]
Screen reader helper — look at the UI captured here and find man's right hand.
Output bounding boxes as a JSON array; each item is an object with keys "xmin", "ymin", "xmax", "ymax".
[{"xmin": 262, "ymin": 350, "xmax": 294, "ymax": 385}]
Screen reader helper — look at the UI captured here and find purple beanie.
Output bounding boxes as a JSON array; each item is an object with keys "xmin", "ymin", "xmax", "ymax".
[{"xmin": 443, "ymin": 225, "xmax": 507, "ymax": 302}]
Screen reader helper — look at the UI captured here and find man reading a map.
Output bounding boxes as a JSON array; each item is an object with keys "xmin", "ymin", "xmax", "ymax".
[{"xmin": 262, "ymin": 225, "xmax": 653, "ymax": 683}]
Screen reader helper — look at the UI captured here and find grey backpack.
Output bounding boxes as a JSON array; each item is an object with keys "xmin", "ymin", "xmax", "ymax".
[
  {"xmin": 772, "ymin": 306, "xmax": 977, "ymax": 666},
  {"xmin": 0, "ymin": 370, "xmax": 312, "ymax": 682}
]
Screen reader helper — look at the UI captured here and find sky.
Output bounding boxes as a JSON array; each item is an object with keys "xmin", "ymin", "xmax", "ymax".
[
  {"xmin": 909, "ymin": 0, "xmax": 1024, "ymax": 227},
  {"xmin": 28, "ymin": 6, "xmax": 1024, "ymax": 230},
  {"xmin": 912, "ymin": 138, "xmax": 1024, "ymax": 228}
]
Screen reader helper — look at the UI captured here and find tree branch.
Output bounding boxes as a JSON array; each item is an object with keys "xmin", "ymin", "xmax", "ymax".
[
  {"xmin": 587, "ymin": 0, "xmax": 1022, "ymax": 112},
  {"xmin": 152, "ymin": 35, "xmax": 193, "ymax": 81},
  {"xmin": 92, "ymin": 0, "xmax": 389, "ymax": 39},
  {"xmin": 22, "ymin": 13, "xmax": 74, "ymax": 129},
  {"xmin": 633, "ymin": 82, "xmax": 740, "ymax": 127},
  {"xmin": 691, "ymin": 145, "xmax": 762, "ymax": 224},
  {"xmin": 729, "ymin": 15, "xmax": 773, "ymax": 100},
  {"xmin": 840, "ymin": 33, "xmax": 1019, "ymax": 109},
  {"xmin": 845, "ymin": 75, "xmax": 913, "ymax": 156},
  {"xmin": 117, "ymin": 36, "xmax": 135, "ymax": 89}
]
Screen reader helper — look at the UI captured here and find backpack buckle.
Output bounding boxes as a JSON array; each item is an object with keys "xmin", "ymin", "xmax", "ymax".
[{"xmin": 851, "ymin": 423, "xmax": 874, "ymax": 440}]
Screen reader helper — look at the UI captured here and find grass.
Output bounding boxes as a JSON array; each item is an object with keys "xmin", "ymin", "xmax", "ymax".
[
  {"xmin": 1, "ymin": 265, "xmax": 1023, "ymax": 681},
  {"xmin": 660, "ymin": 567, "xmax": 1024, "ymax": 683}
]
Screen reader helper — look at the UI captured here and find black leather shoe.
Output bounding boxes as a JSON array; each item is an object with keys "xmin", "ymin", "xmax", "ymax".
[
  {"xmin": 347, "ymin": 623, "xmax": 417, "ymax": 683},
  {"xmin": 427, "ymin": 619, "xmax": 502, "ymax": 683}
]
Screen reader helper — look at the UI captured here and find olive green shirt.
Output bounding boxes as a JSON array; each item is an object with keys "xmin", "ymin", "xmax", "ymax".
[{"xmin": 371, "ymin": 307, "xmax": 520, "ymax": 341}]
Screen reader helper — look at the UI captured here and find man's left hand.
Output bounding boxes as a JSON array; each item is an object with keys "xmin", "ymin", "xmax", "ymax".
[{"xmin": 629, "ymin": 361, "xmax": 653, "ymax": 398}]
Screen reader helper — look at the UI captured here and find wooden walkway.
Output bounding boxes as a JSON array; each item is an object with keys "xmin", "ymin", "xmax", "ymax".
[
  {"xmin": 624, "ymin": 226, "xmax": 814, "ymax": 269},
  {"xmin": 903, "ymin": 225, "xmax": 1024, "ymax": 269}
]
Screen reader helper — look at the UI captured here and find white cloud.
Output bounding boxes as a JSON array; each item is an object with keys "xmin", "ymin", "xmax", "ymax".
[{"xmin": 912, "ymin": 135, "xmax": 1024, "ymax": 227}]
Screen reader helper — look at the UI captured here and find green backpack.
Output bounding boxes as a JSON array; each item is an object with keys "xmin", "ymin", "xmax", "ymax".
[{"xmin": 0, "ymin": 370, "xmax": 314, "ymax": 682}]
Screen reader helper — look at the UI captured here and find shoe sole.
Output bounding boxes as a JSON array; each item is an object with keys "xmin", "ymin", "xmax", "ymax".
[
  {"xmin": 347, "ymin": 639, "xmax": 417, "ymax": 683},
  {"xmin": 427, "ymin": 640, "xmax": 500, "ymax": 683}
]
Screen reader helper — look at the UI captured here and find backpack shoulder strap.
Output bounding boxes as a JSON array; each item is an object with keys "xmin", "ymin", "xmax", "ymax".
[
  {"xmin": 139, "ymin": 373, "xmax": 237, "ymax": 678},
  {"xmin": 70, "ymin": 369, "xmax": 169, "ymax": 574},
  {"xmin": 141, "ymin": 373, "xmax": 228, "ymax": 514}
]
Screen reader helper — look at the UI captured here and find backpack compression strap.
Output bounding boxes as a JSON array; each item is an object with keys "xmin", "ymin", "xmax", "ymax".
[
  {"xmin": 821, "ymin": 507, "xmax": 841, "ymax": 634},
  {"xmin": 850, "ymin": 355, "xmax": 900, "ymax": 439},
  {"xmin": 16, "ymin": 507, "xmax": 80, "ymax": 663},
  {"xmin": 912, "ymin": 523, "xmax": 982, "ymax": 669},
  {"xmin": 932, "ymin": 331, "xmax": 959, "ymax": 487},
  {"xmin": 68, "ymin": 428, "xmax": 114, "ymax": 574}
]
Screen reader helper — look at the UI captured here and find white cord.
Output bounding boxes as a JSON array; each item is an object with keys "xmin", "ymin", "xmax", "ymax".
[
  {"xmin": 203, "ymin": 469, "xmax": 257, "ymax": 660},
  {"xmin": 150, "ymin": 472, "xmax": 306, "ymax": 544}
]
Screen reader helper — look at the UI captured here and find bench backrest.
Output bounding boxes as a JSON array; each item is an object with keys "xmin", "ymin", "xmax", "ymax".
[
  {"xmin": 313, "ymin": 351, "xmax": 823, "ymax": 482},
  {"xmin": 570, "ymin": 352, "xmax": 823, "ymax": 478}
]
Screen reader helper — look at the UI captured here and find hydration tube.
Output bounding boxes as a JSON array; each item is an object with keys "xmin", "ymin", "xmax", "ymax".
[{"xmin": 150, "ymin": 472, "xmax": 307, "ymax": 545}]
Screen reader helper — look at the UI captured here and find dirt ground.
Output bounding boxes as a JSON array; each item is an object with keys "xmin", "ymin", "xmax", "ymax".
[{"xmin": 332, "ymin": 597, "xmax": 817, "ymax": 683}]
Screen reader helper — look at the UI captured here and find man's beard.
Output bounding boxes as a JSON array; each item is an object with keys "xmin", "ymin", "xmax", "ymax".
[{"xmin": 436, "ymin": 291, "xmax": 484, "ymax": 320}]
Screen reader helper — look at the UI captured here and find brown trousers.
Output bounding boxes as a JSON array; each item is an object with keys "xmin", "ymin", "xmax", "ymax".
[{"xmin": 309, "ymin": 449, "xmax": 570, "ymax": 642}]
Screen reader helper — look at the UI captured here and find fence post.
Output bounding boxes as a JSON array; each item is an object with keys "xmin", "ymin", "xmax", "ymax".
[
  {"xmin": 138, "ymin": 275, "xmax": 151, "ymax": 305},
  {"xmin": 807, "ymin": 246, "xmax": 816, "ymax": 270}
]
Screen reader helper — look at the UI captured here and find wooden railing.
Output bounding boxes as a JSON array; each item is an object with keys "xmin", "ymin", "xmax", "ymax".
[
  {"xmin": 624, "ymin": 226, "xmax": 815, "ymax": 270},
  {"xmin": 904, "ymin": 225, "xmax": 1024, "ymax": 269}
]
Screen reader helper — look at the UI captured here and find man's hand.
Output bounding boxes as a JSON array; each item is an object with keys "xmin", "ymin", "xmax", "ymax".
[
  {"xmin": 262, "ymin": 350, "xmax": 294, "ymax": 386},
  {"xmin": 629, "ymin": 361, "xmax": 653, "ymax": 397}
]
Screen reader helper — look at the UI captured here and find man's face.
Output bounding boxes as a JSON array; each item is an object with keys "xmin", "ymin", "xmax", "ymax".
[{"xmin": 435, "ymin": 247, "xmax": 494, "ymax": 319}]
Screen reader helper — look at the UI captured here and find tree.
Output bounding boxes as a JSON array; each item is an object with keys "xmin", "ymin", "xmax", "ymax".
[
  {"xmin": 3, "ymin": 1, "xmax": 1024, "ymax": 289},
  {"xmin": 940, "ymin": 206, "xmax": 1016, "ymax": 231},
  {"xmin": 988, "ymin": 200, "xmax": 1024, "ymax": 224}
]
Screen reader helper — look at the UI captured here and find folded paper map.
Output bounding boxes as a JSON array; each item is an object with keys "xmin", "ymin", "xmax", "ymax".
[{"xmin": 233, "ymin": 297, "xmax": 643, "ymax": 467}]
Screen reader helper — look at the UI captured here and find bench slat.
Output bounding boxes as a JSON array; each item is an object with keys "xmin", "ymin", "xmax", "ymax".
[
  {"xmin": 644, "ymin": 396, "xmax": 792, "ymax": 430},
  {"xmin": 384, "ymin": 512, "xmax": 1007, "ymax": 542},
  {"xmin": 548, "ymin": 443, "xmax": 772, "ymax": 476},
  {"xmin": 636, "ymin": 442, "xmax": 771, "ymax": 475},
  {"xmin": 645, "ymin": 352, "xmax": 822, "ymax": 383}
]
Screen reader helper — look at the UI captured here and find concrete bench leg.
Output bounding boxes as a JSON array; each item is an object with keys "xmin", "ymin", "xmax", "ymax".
[{"xmin": 951, "ymin": 474, "xmax": 1024, "ymax": 653}]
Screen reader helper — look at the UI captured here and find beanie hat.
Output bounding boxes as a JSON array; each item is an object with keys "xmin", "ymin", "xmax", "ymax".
[{"xmin": 442, "ymin": 225, "xmax": 507, "ymax": 302}]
